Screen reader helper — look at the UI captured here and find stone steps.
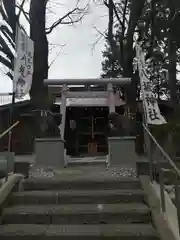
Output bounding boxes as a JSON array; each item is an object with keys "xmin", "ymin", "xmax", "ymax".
[
  {"xmin": 2, "ymin": 203, "xmax": 151, "ymax": 225},
  {"xmin": 9, "ymin": 189, "xmax": 145, "ymax": 204},
  {"xmin": 0, "ymin": 224, "xmax": 159, "ymax": 239},
  {"xmin": 22, "ymin": 178, "xmax": 141, "ymax": 191},
  {"xmin": 0, "ymin": 175, "xmax": 159, "ymax": 240}
]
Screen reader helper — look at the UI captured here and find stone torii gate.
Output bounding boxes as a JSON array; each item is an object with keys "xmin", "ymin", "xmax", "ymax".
[{"xmin": 44, "ymin": 77, "xmax": 131, "ymax": 139}]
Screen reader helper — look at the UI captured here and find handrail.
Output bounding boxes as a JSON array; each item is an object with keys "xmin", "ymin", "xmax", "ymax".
[
  {"xmin": 143, "ymin": 123, "xmax": 180, "ymax": 234},
  {"xmin": 142, "ymin": 123, "xmax": 180, "ymax": 178},
  {"xmin": 0, "ymin": 121, "xmax": 20, "ymax": 181},
  {"xmin": 0, "ymin": 121, "xmax": 19, "ymax": 140},
  {"xmin": 0, "ymin": 174, "xmax": 24, "ymax": 206}
]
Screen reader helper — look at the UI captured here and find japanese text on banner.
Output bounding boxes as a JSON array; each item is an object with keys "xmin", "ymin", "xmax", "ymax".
[
  {"xmin": 135, "ymin": 43, "xmax": 166, "ymax": 125},
  {"xmin": 13, "ymin": 27, "xmax": 34, "ymax": 98}
]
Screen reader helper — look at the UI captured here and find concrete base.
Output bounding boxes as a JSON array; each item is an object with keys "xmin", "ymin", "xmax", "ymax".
[
  {"xmin": 136, "ymin": 160, "xmax": 175, "ymax": 185},
  {"xmin": 14, "ymin": 161, "xmax": 30, "ymax": 178},
  {"xmin": 108, "ymin": 137, "xmax": 139, "ymax": 167},
  {"xmin": 140, "ymin": 175, "xmax": 180, "ymax": 240},
  {"xmin": 35, "ymin": 138, "xmax": 65, "ymax": 168},
  {"xmin": 136, "ymin": 160, "xmax": 158, "ymax": 179},
  {"xmin": 0, "ymin": 174, "xmax": 24, "ymax": 207},
  {"xmin": 0, "ymin": 152, "xmax": 15, "ymax": 178},
  {"xmin": 136, "ymin": 160, "xmax": 150, "ymax": 176}
]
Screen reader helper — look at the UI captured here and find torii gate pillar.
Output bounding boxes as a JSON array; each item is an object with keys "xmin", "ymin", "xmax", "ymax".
[
  {"xmin": 59, "ymin": 84, "xmax": 68, "ymax": 139},
  {"xmin": 107, "ymin": 83, "xmax": 115, "ymax": 113}
]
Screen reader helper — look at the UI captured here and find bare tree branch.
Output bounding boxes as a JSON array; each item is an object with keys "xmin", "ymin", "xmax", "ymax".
[
  {"xmin": 2, "ymin": 0, "xmax": 16, "ymax": 37},
  {"xmin": 122, "ymin": 0, "xmax": 128, "ymax": 36},
  {"xmin": 103, "ymin": 0, "xmax": 108, "ymax": 8},
  {"xmin": 1, "ymin": 29, "xmax": 15, "ymax": 49},
  {"xmin": 107, "ymin": 0, "xmax": 113, "ymax": 46},
  {"xmin": 49, "ymin": 49, "xmax": 63, "ymax": 69},
  {"xmin": 46, "ymin": 4, "xmax": 88, "ymax": 34},
  {"xmin": 17, "ymin": 0, "xmax": 27, "ymax": 21},
  {"xmin": 91, "ymin": 28, "xmax": 107, "ymax": 52},
  {"xmin": 0, "ymin": 54, "xmax": 13, "ymax": 70},
  {"xmin": 0, "ymin": 25, "xmax": 14, "ymax": 46},
  {"xmin": 0, "ymin": 34, "xmax": 14, "ymax": 61},
  {"xmin": 120, "ymin": 0, "xmax": 128, "ymax": 63},
  {"xmin": 94, "ymin": 26, "xmax": 106, "ymax": 38},
  {"xmin": 113, "ymin": 5, "xmax": 123, "ymax": 26},
  {"xmin": 0, "ymin": 4, "xmax": 9, "ymax": 26},
  {"xmin": 16, "ymin": 4, "xmax": 30, "ymax": 23},
  {"xmin": 6, "ymin": 71, "xmax": 13, "ymax": 79}
]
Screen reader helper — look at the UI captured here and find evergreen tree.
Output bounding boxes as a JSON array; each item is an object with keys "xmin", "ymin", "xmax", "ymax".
[
  {"xmin": 101, "ymin": 37, "xmax": 122, "ymax": 78},
  {"xmin": 100, "ymin": 0, "xmax": 180, "ymax": 104}
]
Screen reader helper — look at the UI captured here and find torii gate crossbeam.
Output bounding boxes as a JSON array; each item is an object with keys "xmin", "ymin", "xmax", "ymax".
[{"xmin": 44, "ymin": 78, "xmax": 131, "ymax": 85}]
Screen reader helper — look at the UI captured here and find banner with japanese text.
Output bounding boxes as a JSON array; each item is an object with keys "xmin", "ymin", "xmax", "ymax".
[
  {"xmin": 135, "ymin": 42, "xmax": 167, "ymax": 125},
  {"xmin": 13, "ymin": 27, "xmax": 34, "ymax": 98}
]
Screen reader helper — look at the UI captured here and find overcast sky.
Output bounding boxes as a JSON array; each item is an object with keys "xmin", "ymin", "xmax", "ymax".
[{"xmin": 0, "ymin": 0, "xmax": 108, "ymax": 97}]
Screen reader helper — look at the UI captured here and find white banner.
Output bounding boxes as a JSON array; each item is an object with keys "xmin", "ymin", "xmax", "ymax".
[
  {"xmin": 135, "ymin": 42, "xmax": 167, "ymax": 125},
  {"xmin": 13, "ymin": 27, "xmax": 34, "ymax": 98}
]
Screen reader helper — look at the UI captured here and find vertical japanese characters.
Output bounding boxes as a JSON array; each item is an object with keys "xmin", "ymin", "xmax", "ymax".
[
  {"xmin": 135, "ymin": 43, "xmax": 166, "ymax": 125},
  {"xmin": 13, "ymin": 27, "xmax": 34, "ymax": 98}
]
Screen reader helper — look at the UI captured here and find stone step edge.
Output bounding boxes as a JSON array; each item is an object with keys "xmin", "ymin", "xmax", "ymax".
[
  {"xmin": 11, "ymin": 189, "xmax": 144, "ymax": 197},
  {"xmin": 0, "ymin": 224, "xmax": 159, "ymax": 237},
  {"xmin": 3, "ymin": 203, "xmax": 150, "ymax": 215},
  {"xmin": 23, "ymin": 178, "xmax": 140, "ymax": 183}
]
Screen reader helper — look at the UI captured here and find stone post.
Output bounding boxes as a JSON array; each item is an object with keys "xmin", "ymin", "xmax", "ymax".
[
  {"xmin": 107, "ymin": 83, "xmax": 115, "ymax": 113},
  {"xmin": 59, "ymin": 84, "xmax": 68, "ymax": 140}
]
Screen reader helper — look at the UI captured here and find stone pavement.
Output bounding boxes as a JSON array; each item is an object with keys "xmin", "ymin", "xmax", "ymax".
[{"xmin": 15, "ymin": 154, "xmax": 137, "ymax": 179}]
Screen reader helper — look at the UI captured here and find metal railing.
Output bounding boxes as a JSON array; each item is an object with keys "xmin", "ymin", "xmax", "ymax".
[
  {"xmin": 143, "ymin": 123, "xmax": 180, "ymax": 233},
  {"xmin": 0, "ymin": 121, "xmax": 19, "ymax": 139},
  {"xmin": 0, "ymin": 121, "xmax": 20, "ymax": 180}
]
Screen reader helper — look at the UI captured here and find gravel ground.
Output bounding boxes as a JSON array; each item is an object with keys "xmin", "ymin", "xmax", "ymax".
[
  {"xmin": 28, "ymin": 155, "xmax": 137, "ymax": 179},
  {"xmin": 110, "ymin": 167, "xmax": 136, "ymax": 178},
  {"xmin": 29, "ymin": 165, "xmax": 137, "ymax": 179},
  {"xmin": 29, "ymin": 166, "xmax": 55, "ymax": 178}
]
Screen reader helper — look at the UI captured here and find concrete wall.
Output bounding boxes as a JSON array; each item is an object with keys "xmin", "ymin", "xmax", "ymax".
[{"xmin": 140, "ymin": 175, "xmax": 180, "ymax": 240}]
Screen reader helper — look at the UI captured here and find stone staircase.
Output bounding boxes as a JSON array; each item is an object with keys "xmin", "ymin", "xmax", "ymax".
[{"xmin": 0, "ymin": 177, "xmax": 160, "ymax": 239}]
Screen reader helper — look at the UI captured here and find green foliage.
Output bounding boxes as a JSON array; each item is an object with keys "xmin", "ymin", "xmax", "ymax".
[
  {"xmin": 149, "ymin": 106, "xmax": 180, "ymax": 157},
  {"xmin": 101, "ymin": 38, "xmax": 122, "ymax": 78},
  {"xmin": 101, "ymin": 0, "xmax": 130, "ymax": 78}
]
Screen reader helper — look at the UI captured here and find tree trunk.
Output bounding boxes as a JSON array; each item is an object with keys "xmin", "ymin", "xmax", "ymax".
[
  {"xmin": 168, "ymin": 38, "xmax": 177, "ymax": 108},
  {"xmin": 29, "ymin": 0, "xmax": 49, "ymax": 109},
  {"xmin": 29, "ymin": 0, "xmax": 60, "ymax": 138},
  {"xmin": 168, "ymin": 0, "xmax": 177, "ymax": 112},
  {"xmin": 122, "ymin": 0, "xmax": 145, "ymax": 110}
]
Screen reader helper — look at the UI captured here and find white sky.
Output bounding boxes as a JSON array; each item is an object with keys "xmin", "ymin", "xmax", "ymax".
[{"xmin": 0, "ymin": 0, "xmax": 108, "ymax": 98}]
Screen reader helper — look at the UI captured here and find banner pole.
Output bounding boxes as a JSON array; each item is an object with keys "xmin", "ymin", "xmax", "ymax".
[{"xmin": 8, "ymin": 24, "xmax": 19, "ymax": 153}]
